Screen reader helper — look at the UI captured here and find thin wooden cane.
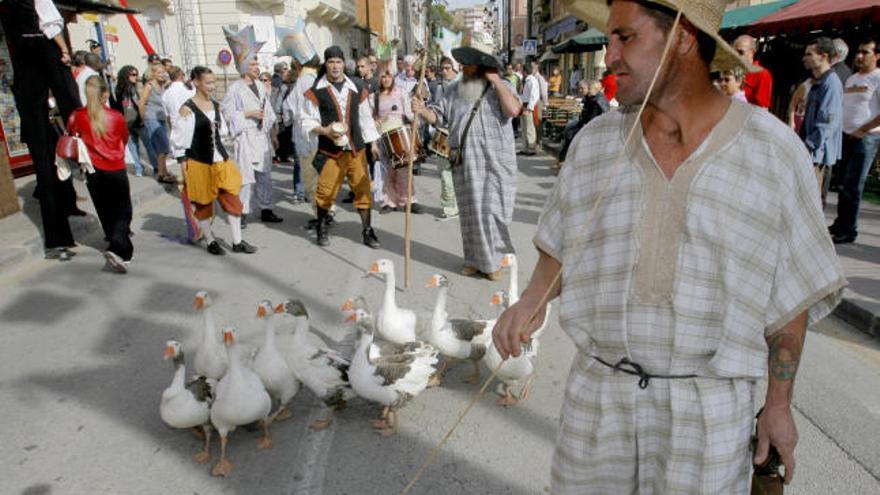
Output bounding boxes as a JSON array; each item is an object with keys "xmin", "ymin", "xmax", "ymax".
[
  {"xmin": 399, "ymin": 12, "xmax": 683, "ymax": 495},
  {"xmin": 404, "ymin": 49, "xmax": 430, "ymax": 289}
]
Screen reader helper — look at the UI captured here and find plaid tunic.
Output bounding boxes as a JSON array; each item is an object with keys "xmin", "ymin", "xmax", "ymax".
[
  {"xmin": 535, "ymin": 101, "xmax": 846, "ymax": 494},
  {"xmin": 432, "ymin": 80, "xmax": 518, "ymax": 274}
]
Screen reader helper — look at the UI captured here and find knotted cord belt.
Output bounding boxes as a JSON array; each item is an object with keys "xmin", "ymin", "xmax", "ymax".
[{"xmin": 593, "ymin": 356, "xmax": 699, "ymax": 389}]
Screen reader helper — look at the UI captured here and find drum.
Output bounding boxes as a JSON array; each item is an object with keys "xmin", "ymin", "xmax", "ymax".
[
  {"xmin": 428, "ymin": 128, "xmax": 450, "ymax": 158},
  {"xmin": 380, "ymin": 125, "xmax": 420, "ymax": 169}
]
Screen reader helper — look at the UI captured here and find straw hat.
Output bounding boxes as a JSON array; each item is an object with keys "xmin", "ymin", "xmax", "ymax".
[
  {"xmin": 560, "ymin": 0, "xmax": 757, "ymax": 72},
  {"xmin": 452, "ymin": 30, "xmax": 504, "ymax": 72}
]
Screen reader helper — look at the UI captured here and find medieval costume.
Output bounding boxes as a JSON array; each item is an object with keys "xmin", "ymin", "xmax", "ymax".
[
  {"xmin": 300, "ymin": 46, "xmax": 381, "ymax": 248},
  {"xmin": 429, "ymin": 39, "xmax": 518, "ymax": 277},
  {"xmin": 171, "ymin": 95, "xmax": 256, "ymax": 255},
  {"xmin": 220, "ymin": 25, "xmax": 281, "ymax": 225}
]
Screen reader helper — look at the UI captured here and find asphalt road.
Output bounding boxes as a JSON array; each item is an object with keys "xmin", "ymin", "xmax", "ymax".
[{"xmin": 1, "ymin": 155, "xmax": 879, "ymax": 495}]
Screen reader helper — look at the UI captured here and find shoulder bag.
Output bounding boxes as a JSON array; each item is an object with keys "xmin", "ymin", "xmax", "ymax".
[{"xmin": 448, "ymin": 82, "xmax": 490, "ymax": 168}]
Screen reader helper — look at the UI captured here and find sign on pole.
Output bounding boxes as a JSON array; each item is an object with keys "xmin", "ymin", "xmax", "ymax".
[
  {"xmin": 217, "ymin": 49, "xmax": 233, "ymax": 66},
  {"xmin": 522, "ymin": 39, "xmax": 538, "ymax": 56}
]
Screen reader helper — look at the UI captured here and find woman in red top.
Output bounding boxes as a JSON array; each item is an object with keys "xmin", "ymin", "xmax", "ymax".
[{"xmin": 68, "ymin": 75, "xmax": 134, "ymax": 273}]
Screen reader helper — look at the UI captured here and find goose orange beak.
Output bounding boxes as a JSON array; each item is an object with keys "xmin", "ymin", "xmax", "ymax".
[
  {"xmin": 164, "ymin": 345, "xmax": 175, "ymax": 360},
  {"xmin": 193, "ymin": 296, "xmax": 204, "ymax": 310},
  {"xmin": 274, "ymin": 303, "xmax": 285, "ymax": 314},
  {"xmin": 368, "ymin": 262, "xmax": 379, "ymax": 274},
  {"xmin": 223, "ymin": 331, "xmax": 234, "ymax": 345},
  {"xmin": 426, "ymin": 277, "xmax": 437, "ymax": 289},
  {"xmin": 256, "ymin": 305, "xmax": 267, "ymax": 318},
  {"xmin": 340, "ymin": 299, "xmax": 353, "ymax": 311},
  {"xmin": 501, "ymin": 256, "xmax": 510, "ymax": 267},
  {"xmin": 490, "ymin": 293, "xmax": 502, "ymax": 306},
  {"xmin": 345, "ymin": 313, "xmax": 358, "ymax": 323}
]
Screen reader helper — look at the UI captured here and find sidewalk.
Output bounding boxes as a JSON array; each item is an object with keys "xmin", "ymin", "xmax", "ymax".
[
  {"xmin": 0, "ymin": 166, "xmax": 175, "ymax": 273},
  {"xmin": 827, "ymin": 194, "xmax": 880, "ymax": 338},
  {"xmin": 1, "ymin": 156, "xmax": 879, "ymax": 339}
]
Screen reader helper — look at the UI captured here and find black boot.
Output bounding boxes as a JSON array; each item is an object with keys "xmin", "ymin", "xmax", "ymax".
[
  {"xmin": 358, "ymin": 208, "xmax": 381, "ymax": 249},
  {"xmin": 316, "ymin": 207, "xmax": 330, "ymax": 246},
  {"xmin": 261, "ymin": 209, "xmax": 283, "ymax": 223}
]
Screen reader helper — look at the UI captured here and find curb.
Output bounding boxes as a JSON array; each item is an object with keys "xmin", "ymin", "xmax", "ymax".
[
  {"xmin": 833, "ymin": 295, "xmax": 880, "ymax": 340},
  {"xmin": 0, "ymin": 179, "xmax": 169, "ymax": 275}
]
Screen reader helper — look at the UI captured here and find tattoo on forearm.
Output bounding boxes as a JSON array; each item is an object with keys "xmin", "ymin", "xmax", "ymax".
[{"xmin": 768, "ymin": 332, "xmax": 803, "ymax": 381}]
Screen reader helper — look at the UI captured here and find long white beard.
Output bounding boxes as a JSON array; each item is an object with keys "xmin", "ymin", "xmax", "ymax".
[{"xmin": 456, "ymin": 78, "xmax": 485, "ymax": 106}]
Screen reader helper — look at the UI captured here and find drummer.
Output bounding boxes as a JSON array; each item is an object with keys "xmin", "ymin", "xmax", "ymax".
[{"xmin": 374, "ymin": 70, "xmax": 424, "ymax": 215}]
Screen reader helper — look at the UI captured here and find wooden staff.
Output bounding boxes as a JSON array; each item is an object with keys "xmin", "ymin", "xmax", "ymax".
[{"xmin": 403, "ymin": 44, "xmax": 430, "ymax": 288}]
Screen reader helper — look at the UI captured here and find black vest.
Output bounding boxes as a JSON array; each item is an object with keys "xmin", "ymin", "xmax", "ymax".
[
  {"xmin": 184, "ymin": 100, "xmax": 229, "ymax": 164},
  {"xmin": 2, "ymin": 0, "xmax": 42, "ymax": 38},
  {"xmin": 305, "ymin": 83, "xmax": 366, "ymax": 157}
]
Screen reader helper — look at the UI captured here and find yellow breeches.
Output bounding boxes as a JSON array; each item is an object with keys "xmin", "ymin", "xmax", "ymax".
[{"xmin": 184, "ymin": 159, "xmax": 242, "ymax": 206}]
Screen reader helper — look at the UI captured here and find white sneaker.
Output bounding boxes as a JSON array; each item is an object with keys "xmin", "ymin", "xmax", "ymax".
[{"xmin": 104, "ymin": 251, "xmax": 128, "ymax": 274}]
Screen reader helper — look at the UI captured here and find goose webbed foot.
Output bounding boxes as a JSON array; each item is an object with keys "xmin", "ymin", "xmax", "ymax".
[
  {"xmin": 256, "ymin": 420, "xmax": 273, "ymax": 450},
  {"xmin": 310, "ymin": 409, "xmax": 335, "ymax": 431},
  {"xmin": 211, "ymin": 458, "xmax": 233, "ymax": 477},
  {"xmin": 193, "ymin": 449, "xmax": 211, "ymax": 464},
  {"xmin": 269, "ymin": 405, "xmax": 293, "ymax": 424},
  {"xmin": 376, "ymin": 410, "xmax": 399, "ymax": 437},
  {"xmin": 427, "ymin": 374, "xmax": 443, "ymax": 388},
  {"xmin": 496, "ymin": 387, "xmax": 518, "ymax": 407}
]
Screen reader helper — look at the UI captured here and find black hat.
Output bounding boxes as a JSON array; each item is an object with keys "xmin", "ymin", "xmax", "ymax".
[
  {"xmin": 147, "ymin": 53, "xmax": 161, "ymax": 63},
  {"xmin": 324, "ymin": 46, "xmax": 344, "ymax": 62},
  {"xmin": 452, "ymin": 31, "xmax": 503, "ymax": 72}
]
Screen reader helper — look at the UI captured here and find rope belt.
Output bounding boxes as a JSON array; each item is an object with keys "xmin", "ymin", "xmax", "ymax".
[{"xmin": 593, "ymin": 356, "xmax": 699, "ymax": 390}]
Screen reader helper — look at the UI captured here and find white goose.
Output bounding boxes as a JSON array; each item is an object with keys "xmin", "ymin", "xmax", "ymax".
[
  {"xmin": 425, "ymin": 274, "xmax": 492, "ymax": 384},
  {"xmin": 368, "ymin": 259, "xmax": 424, "ymax": 344},
  {"xmin": 193, "ymin": 290, "xmax": 228, "ymax": 380},
  {"xmin": 209, "ymin": 327, "xmax": 272, "ymax": 477},
  {"xmin": 277, "ymin": 299, "xmax": 353, "ymax": 430},
  {"xmin": 253, "ymin": 300, "xmax": 300, "ymax": 425},
  {"xmin": 159, "ymin": 340, "xmax": 213, "ymax": 464},
  {"xmin": 504, "ymin": 252, "xmax": 552, "ymax": 337},
  {"xmin": 346, "ymin": 308, "xmax": 439, "ymax": 436},
  {"xmin": 341, "ymin": 296, "xmax": 428, "ymax": 362},
  {"xmin": 483, "ymin": 290, "xmax": 546, "ymax": 407}
]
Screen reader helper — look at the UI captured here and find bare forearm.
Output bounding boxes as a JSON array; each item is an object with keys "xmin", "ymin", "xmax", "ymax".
[
  {"xmin": 519, "ymin": 249, "xmax": 562, "ymax": 307},
  {"xmin": 765, "ymin": 311, "xmax": 807, "ymax": 407},
  {"xmin": 493, "ymin": 79, "xmax": 522, "ymax": 118},
  {"xmin": 52, "ymin": 34, "xmax": 68, "ymax": 56},
  {"xmin": 857, "ymin": 116, "xmax": 880, "ymax": 135}
]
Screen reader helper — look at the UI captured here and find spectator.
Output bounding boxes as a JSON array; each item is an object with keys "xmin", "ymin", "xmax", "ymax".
[
  {"xmin": 801, "ymin": 37, "xmax": 843, "ymax": 206},
  {"xmin": 569, "ymin": 64, "xmax": 581, "ymax": 95},
  {"xmin": 161, "ymin": 66, "xmax": 195, "ymax": 166},
  {"xmin": 548, "ymin": 66, "xmax": 563, "ymax": 96},
  {"xmin": 396, "ymin": 56, "xmax": 404, "ymax": 75},
  {"xmin": 76, "ymin": 52, "xmax": 103, "ymax": 107},
  {"xmin": 829, "ymin": 38, "xmax": 880, "ymax": 244},
  {"xmin": 601, "ymin": 68, "xmax": 617, "ymax": 103},
  {"xmin": 832, "ymin": 38, "xmax": 852, "ymax": 87},
  {"xmin": 71, "ymin": 50, "xmax": 88, "ymax": 80},
  {"xmin": 532, "ymin": 60, "xmax": 549, "ymax": 147},
  {"xmin": 161, "ymin": 58, "xmax": 173, "ymax": 71},
  {"xmin": 68, "ymin": 75, "xmax": 133, "ymax": 273},
  {"xmin": 718, "ymin": 68, "xmax": 747, "ymax": 102},
  {"xmin": 272, "ymin": 61, "xmax": 288, "ymax": 89},
  {"xmin": 138, "ymin": 63, "xmax": 176, "ymax": 183},
  {"xmin": 355, "ymin": 55, "xmax": 379, "ymax": 94},
  {"xmin": 274, "ymin": 68, "xmax": 297, "ymax": 174},
  {"xmin": 734, "ymin": 34, "xmax": 773, "ymax": 108},
  {"xmin": 395, "ymin": 54, "xmax": 418, "ymax": 95},
  {"xmin": 87, "ymin": 39, "xmax": 101, "ymax": 55},
  {"xmin": 259, "ymin": 71, "xmax": 272, "ymax": 93},
  {"xmin": 114, "ymin": 65, "xmax": 150, "ymax": 176},
  {"xmin": 787, "ymin": 78, "xmax": 812, "ymax": 135},
  {"xmin": 518, "ymin": 61, "xmax": 540, "ymax": 156},
  {"xmin": 557, "ymin": 80, "xmax": 608, "ymax": 168}
]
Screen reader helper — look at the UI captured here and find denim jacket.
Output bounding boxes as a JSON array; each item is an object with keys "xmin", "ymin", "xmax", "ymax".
[{"xmin": 802, "ymin": 69, "xmax": 843, "ymax": 166}]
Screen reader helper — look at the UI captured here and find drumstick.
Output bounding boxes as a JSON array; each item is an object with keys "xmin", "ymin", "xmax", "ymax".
[{"xmin": 404, "ymin": 45, "xmax": 429, "ymax": 289}]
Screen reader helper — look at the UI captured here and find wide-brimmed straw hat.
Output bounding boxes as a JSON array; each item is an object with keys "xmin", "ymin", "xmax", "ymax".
[
  {"xmin": 560, "ymin": 0, "xmax": 757, "ymax": 72},
  {"xmin": 452, "ymin": 30, "xmax": 504, "ymax": 72}
]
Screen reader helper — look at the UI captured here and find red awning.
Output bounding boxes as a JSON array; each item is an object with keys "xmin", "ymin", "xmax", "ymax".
[{"xmin": 750, "ymin": 0, "xmax": 880, "ymax": 33}]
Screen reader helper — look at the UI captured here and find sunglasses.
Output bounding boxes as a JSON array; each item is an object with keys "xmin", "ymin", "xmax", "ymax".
[{"xmin": 259, "ymin": 78, "xmax": 270, "ymax": 82}]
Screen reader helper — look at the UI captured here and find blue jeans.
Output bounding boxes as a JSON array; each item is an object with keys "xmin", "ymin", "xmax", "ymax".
[
  {"xmin": 291, "ymin": 142, "xmax": 304, "ymax": 198},
  {"xmin": 142, "ymin": 118, "xmax": 170, "ymax": 171},
  {"xmin": 126, "ymin": 126, "xmax": 155, "ymax": 175},
  {"xmin": 833, "ymin": 133, "xmax": 880, "ymax": 237}
]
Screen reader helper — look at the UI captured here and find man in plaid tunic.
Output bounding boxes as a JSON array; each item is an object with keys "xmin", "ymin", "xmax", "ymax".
[{"xmin": 493, "ymin": 0, "xmax": 846, "ymax": 493}]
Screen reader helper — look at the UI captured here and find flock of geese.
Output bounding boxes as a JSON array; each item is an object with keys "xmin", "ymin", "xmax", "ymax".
[{"xmin": 159, "ymin": 255, "xmax": 550, "ymax": 477}]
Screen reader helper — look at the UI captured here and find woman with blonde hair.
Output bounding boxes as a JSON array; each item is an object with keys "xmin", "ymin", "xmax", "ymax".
[{"xmin": 67, "ymin": 75, "xmax": 134, "ymax": 273}]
